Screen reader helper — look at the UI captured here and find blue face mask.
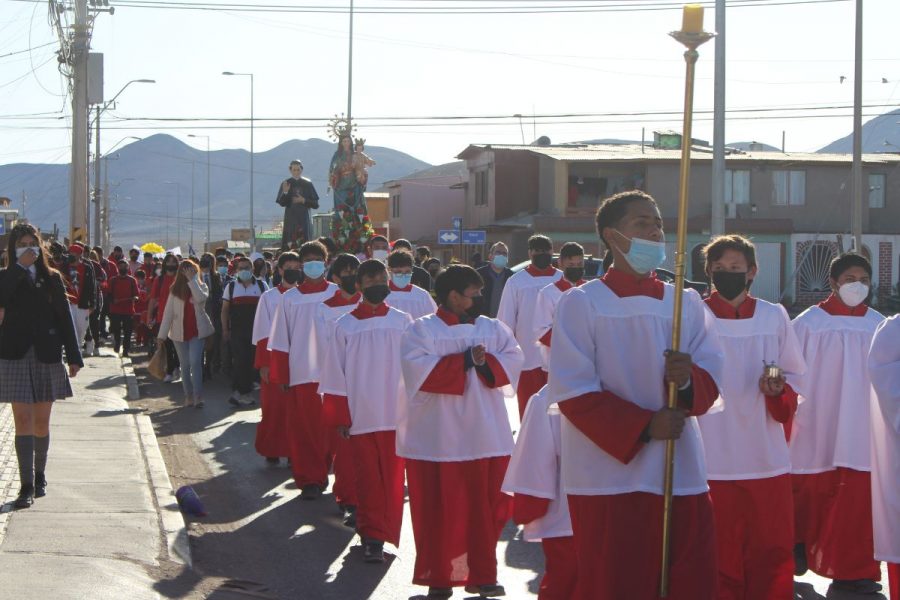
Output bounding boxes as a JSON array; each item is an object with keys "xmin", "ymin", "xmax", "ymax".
[
  {"xmin": 391, "ymin": 273, "xmax": 413, "ymax": 288},
  {"xmin": 303, "ymin": 260, "xmax": 326, "ymax": 280},
  {"xmin": 492, "ymin": 254, "xmax": 508, "ymax": 269},
  {"xmin": 615, "ymin": 231, "xmax": 666, "ymax": 275},
  {"xmin": 236, "ymin": 269, "xmax": 253, "ymax": 282},
  {"xmin": 217, "ymin": 266, "xmax": 228, "ymax": 276}
]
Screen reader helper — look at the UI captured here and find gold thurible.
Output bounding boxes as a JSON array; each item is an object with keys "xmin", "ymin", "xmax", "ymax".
[{"xmin": 659, "ymin": 4, "xmax": 715, "ymax": 598}]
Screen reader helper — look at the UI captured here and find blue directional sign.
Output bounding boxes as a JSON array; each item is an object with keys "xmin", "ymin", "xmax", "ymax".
[
  {"xmin": 0, "ymin": 220, "xmax": 4, "ymax": 235},
  {"xmin": 451, "ymin": 216, "xmax": 463, "ymax": 231},
  {"xmin": 462, "ymin": 230, "xmax": 486, "ymax": 245},
  {"xmin": 438, "ymin": 229, "xmax": 461, "ymax": 245}
]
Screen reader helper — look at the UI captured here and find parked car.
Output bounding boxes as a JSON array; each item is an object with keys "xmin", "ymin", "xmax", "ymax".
[{"xmin": 510, "ymin": 258, "xmax": 709, "ymax": 295}]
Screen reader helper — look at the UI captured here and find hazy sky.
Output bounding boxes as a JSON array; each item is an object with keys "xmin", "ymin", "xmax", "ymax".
[{"xmin": 1, "ymin": 0, "xmax": 899, "ymax": 167}]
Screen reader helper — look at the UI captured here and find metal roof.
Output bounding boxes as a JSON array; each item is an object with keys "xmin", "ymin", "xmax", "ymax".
[{"xmin": 457, "ymin": 143, "xmax": 900, "ymax": 165}]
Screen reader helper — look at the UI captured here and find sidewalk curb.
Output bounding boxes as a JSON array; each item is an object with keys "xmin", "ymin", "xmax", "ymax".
[
  {"xmin": 122, "ymin": 357, "xmax": 140, "ymax": 400},
  {"xmin": 136, "ymin": 413, "xmax": 193, "ymax": 569}
]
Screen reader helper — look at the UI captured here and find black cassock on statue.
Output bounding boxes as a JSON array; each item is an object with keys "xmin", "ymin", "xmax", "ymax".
[{"xmin": 277, "ymin": 177, "xmax": 320, "ymax": 249}]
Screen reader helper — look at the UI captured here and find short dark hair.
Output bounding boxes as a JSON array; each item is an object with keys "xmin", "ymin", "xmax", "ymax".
[
  {"xmin": 829, "ymin": 252, "xmax": 872, "ymax": 280},
  {"xmin": 298, "ymin": 240, "xmax": 328, "ymax": 261},
  {"xmin": 214, "ymin": 246, "xmax": 226, "ymax": 256},
  {"xmin": 290, "ymin": 159, "xmax": 303, "ymax": 169},
  {"xmin": 416, "ymin": 246, "xmax": 431, "ymax": 257},
  {"xmin": 392, "ymin": 239, "xmax": 412, "ymax": 251},
  {"xmin": 234, "ymin": 256, "xmax": 251, "ymax": 267},
  {"xmin": 424, "ymin": 257, "xmax": 441, "ymax": 270},
  {"xmin": 331, "ymin": 253, "xmax": 361, "ymax": 279},
  {"xmin": 263, "ymin": 250, "xmax": 274, "ymax": 260},
  {"xmin": 277, "ymin": 251, "xmax": 301, "ymax": 269},
  {"xmin": 369, "ymin": 235, "xmax": 389, "ymax": 246},
  {"xmin": 528, "ymin": 235, "xmax": 553, "ymax": 252},
  {"xmin": 387, "ymin": 249, "xmax": 414, "ymax": 269},
  {"xmin": 703, "ymin": 234, "xmax": 757, "ymax": 273},
  {"xmin": 317, "ymin": 236, "xmax": 338, "ymax": 258},
  {"xmin": 434, "ymin": 264, "xmax": 484, "ymax": 306},
  {"xmin": 559, "ymin": 242, "xmax": 584, "ymax": 260},
  {"xmin": 357, "ymin": 258, "xmax": 387, "ymax": 283},
  {"xmin": 135, "ymin": 270, "xmax": 146, "ymax": 279},
  {"xmin": 215, "ymin": 255, "xmax": 228, "ymax": 264},
  {"xmin": 117, "ymin": 258, "xmax": 128, "ymax": 267},
  {"xmin": 595, "ymin": 190, "xmax": 658, "ymax": 248}
]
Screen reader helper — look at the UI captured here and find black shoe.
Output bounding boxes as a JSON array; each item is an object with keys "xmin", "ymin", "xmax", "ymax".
[
  {"xmin": 793, "ymin": 542, "xmax": 808, "ymax": 576},
  {"xmin": 265, "ymin": 457, "xmax": 280, "ymax": 465},
  {"xmin": 827, "ymin": 579, "xmax": 883, "ymax": 596},
  {"xmin": 14, "ymin": 485, "xmax": 34, "ymax": 509},
  {"xmin": 34, "ymin": 472, "xmax": 47, "ymax": 498},
  {"xmin": 363, "ymin": 540, "xmax": 385, "ymax": 563},
  {"xmin": 342, "ymin": 505, "xmax": 357, "ymax": 528},
  {"xmin": 426, "ymin": 588, "xmax": 453, "ymax": 599},
  {"xmin": 301, "ymin": 484, "xmax": 322, "ymax": 500},
  {"xmin": 122, "ymin": 350, "xmax": 129, "ymax": 358},
  {"xmin": 464, "ymin": 584, "xmax": 506, "ymax": 597}
]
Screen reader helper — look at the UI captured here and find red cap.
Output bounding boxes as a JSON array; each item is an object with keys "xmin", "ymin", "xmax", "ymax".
[{"xmin": 68, "ymin": 244, "xmax": 84, "ymax": 255}]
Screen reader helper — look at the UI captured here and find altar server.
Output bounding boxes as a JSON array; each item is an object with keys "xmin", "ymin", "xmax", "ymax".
[
  {"xmin": 502, "ymin": 385, "xmax": 576, "ymax": 600},
  {"xmin": 497, "ymin": 234, "xmax": 561, "ymax": 417},
  {"xmin": 386, "ymin": 249, "xmax": 437, "ymax": 319},
  {"xmin": 252, "ymin": 252, "xmax": 301, "ymax": 463},
  {"xmin": 697, "ymin": 234, "xmax": 806, "ymax": 600},
  {"xmin": 549, "ymin": 190, "xmax": 723, "ymax": 600},
  {"xmin": 532, "ymin": 241, "xmax": 586, "ymax": 371},
  {"xmin": 399, "ymin": 265, "xmax": 524, "ymax": 599},
  {"xmin": 790, "ymin": 253, "xmax": 886, "ymax": 596},
  {"xmin": 868, "ymin": 314, "xmax": 900, "ymax": 600},
  {"xmin": 319, "ymin": 259, "xmax": 413, "ymax": 563},
  {"xmin": 268, "ymin": 241, "xmax": 337, "ymax": 499}
]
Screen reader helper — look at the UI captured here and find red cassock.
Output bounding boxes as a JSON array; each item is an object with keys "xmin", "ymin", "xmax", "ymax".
[
  {"xmin": 267, "ymin": 279, "xmax": 338, "ymax": 488},
  {"xmin": 398, "ymin": 308, "xmax": 525, "ymax": 589},
  {"xmin": 319, "ymin": 302, "xmax": 414, "ymax": 545},
  {"xmin": 496, "ymin": 264, "xmax": 561, "ymax": 418},
  {"xmin": 549, "ymin": 269, "xmax": 725, "ymax": 600},
  {"xmin": 789, "ymin": 295, "xmax": 885, "ymax": 581}
]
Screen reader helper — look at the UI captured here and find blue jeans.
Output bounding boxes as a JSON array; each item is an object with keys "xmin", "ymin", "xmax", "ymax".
[{"xmin": 173, "ymin": 337, "xmax": 205, "ymax": 400}]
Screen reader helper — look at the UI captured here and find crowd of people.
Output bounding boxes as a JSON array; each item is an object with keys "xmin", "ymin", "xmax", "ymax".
[{"xmin": 0, "ymin": 187, "xmax": 898, "ymax": 600}]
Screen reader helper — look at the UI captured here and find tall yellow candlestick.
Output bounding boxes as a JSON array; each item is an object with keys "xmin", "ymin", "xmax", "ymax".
[{"xmin": 682, "ymin": 4, "xmax": 704, "ymax": 33}]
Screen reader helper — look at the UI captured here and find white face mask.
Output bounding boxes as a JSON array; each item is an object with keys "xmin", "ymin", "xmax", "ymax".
[
  {"xmin": 16, "ymin": 246, "xmax": 40, "ymax": 259},
  {"xmin": 837, "ymin": 281, "xmax": 869, "ymax": 307},
  {"xmin": 372, "ymin": 249, "xmax": 389, "ymax": 262}
]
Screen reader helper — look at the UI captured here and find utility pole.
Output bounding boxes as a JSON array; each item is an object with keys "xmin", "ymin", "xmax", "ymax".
[
  {"xmin": 190, "ymin": 161, "xmax": 195, "ymax": 252},
  {"xmin": 850, "ymin": 0, "xmax": 864, "ymax": 252},
  {"xmin": 102, "ymin": 155, "xmax": 110, "ymax": 250},
  {"xmin": 94, "ymin": 105, "xmax": 102, "ymax": 247},
  {"xmin": 70, "ymin": 0, "xmax": 90, "ymax": 244},
  {"xmin": 711, "ymin": 0, "xmax": 726, "ymax": 236}
]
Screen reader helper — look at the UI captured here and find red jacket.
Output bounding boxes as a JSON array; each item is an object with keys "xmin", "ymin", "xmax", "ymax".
[{"xmin": 109, "ymin": 275, "xmax": 140, "ymax": 316}]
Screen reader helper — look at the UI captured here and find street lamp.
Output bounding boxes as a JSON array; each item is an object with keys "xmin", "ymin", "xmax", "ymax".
[
  {"xmin": 222, "ymin": 71, "xmax": 255, "ymax": 250},
  {"xmin": 188, "ymin": 134, "xmax": 211, "ymax": 249},
  {"xmin": 92, "ymin": 79, "xmax": 155, "ymax": 247}
]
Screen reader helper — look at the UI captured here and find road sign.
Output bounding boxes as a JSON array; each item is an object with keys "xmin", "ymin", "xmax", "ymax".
[
  {"xmin": 0, "ymin": 220, "xmax": 4, "ymax": 235},
  {"xmin": 451, "ymin": 216, "xmax": 462, "ymax": 230},
  {"xmin": 438, "ymin": 229, "xmax": 460, "ymax": 244},
  {"xmin": 462, "ymin": 230, "xmax": 486, "ymax": 245}
]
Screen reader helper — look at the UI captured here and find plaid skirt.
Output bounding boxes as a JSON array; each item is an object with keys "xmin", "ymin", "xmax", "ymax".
[{"xmin": 0, "ymin": 347, "xmax": 73, "ymax": 404}]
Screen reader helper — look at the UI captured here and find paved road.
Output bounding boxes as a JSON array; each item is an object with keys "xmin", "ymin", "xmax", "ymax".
[{"xmin": 127, "ymin": 353, "xmax": 890, "ymax": 600}]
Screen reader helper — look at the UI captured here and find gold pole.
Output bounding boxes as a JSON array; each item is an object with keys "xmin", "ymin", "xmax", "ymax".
[{"xmin": 660, "ymin": 10, "xmax": 714, "ymax": 598}]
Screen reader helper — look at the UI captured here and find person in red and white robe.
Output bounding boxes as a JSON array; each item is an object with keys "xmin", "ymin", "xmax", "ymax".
[
  {"xmin": 319, "ymin": 259, "xmax": 414, "ymax": 563},
  {"xmin": 497, "ymin": 234, "xmax": 561, "ymax": 418},
  {"xmin": 252, "ymin": 252, "xmax": 301, "ymax": 464},
  {"xmin": 399, "ymin": 264, "xmax": 524, "ymax": 599},
  {"xmin": 868, "ymin": 314, "xmax": 900, "ymax": 600},
  {"xmin": 549, "ymin": 191, "xmax": 723, "ymax": 600},
  {"xmin": 696, "ymin": 235, "xmax": 807, "ymax": 600},
  {"xmin": 267, "ymin": 241, "xmax": 337, "ymax": 499},
  {"xmin": 317, "ymin": 253, "xmax": 362, "ymax": 525},
  {"xmin": 790, "ymin": 253, "xmax": 886, "ymax": 596},
  {"xmin": 385, "ymin": 249, "xmax": 437, "ymax": 319},
  {"xmin": 532, "ymin": 241, "xmax": 586, "ymax": 371},
  {"xmin": 502, "ymin": 385, "xmax": 576, "ymax": 600}
]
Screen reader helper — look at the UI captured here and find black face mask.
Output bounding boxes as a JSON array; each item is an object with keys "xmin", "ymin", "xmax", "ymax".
[
  {"xmin": 340, "ymin": 275, "xmax": 358, "ymax": 296},
  {"xmin": 165, "ymin": 264, "xmax": 177, "ymax": 273},
  {"xmin": 564, "ymin": 267, "xmax": 584, "ymax": 282},
  {"xmin": 532, "ymin": 253, "xmax": 552, "ymax": 270},
  {"xmin": 712, "ymin": 271, "xmax": 749, "ymax": 301},
  {"xmin": 465, "ymin": 295, "xmax": 483, "ymax": 319},
  {"xmin": 362, "ymin": 284, "xmax": 390, "ymax": 305},
  {"xmin": 282, "ymin": 269, "xmax": 302, "ymax": 285}
]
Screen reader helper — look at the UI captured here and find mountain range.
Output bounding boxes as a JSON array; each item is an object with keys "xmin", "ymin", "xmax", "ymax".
[{"xmin": 0, "ymin": 134, "xmax": 429, "ymax": 249}]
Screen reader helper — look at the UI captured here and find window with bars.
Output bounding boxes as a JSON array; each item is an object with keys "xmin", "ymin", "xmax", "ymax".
[
  {"xmin": 474, "ymin": 170, "xmax": 488, "ymax": 206},
  {"xmin": 773, "ymin": 170, "xmax": 806, "ymax": 206}
]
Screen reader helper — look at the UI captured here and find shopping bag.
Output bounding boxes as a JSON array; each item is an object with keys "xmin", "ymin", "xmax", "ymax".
[{"xmin": 148, "ymin": 343, "xmax": 168, "ymax": 380}]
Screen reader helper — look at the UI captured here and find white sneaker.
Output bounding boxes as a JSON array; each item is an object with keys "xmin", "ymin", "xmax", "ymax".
[
  {"xmin": 163, "ymin": 374, "xmax": 174, "ymax": 383},
  {"xmin": 84, "ymin": 340, "xmax": 95, "ymax": 356},
  {"xmin": 228, "ymin": 390, "xmax": 242, "ymax": 407},
  {"xmin": 238, "ymin": 394, "xmax": 255, "ymax": 406},
  {"xmin": 172, "ymin": 368, "xmax": 181, "ymax": 381}
]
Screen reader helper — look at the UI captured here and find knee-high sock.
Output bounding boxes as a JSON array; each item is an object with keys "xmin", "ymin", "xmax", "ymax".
[
  {"xmin": 34, "ymin": 435, "xmax": 50, "ymax": 474},
  {"xmin": 14, "ymin": 435, "xmax": 35, "ymax": 487}
]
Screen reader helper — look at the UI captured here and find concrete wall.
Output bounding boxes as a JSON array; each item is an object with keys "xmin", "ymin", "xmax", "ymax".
[{"xmin": 387, "ymin": 175, "xmax": 465, "ymax": 245}]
